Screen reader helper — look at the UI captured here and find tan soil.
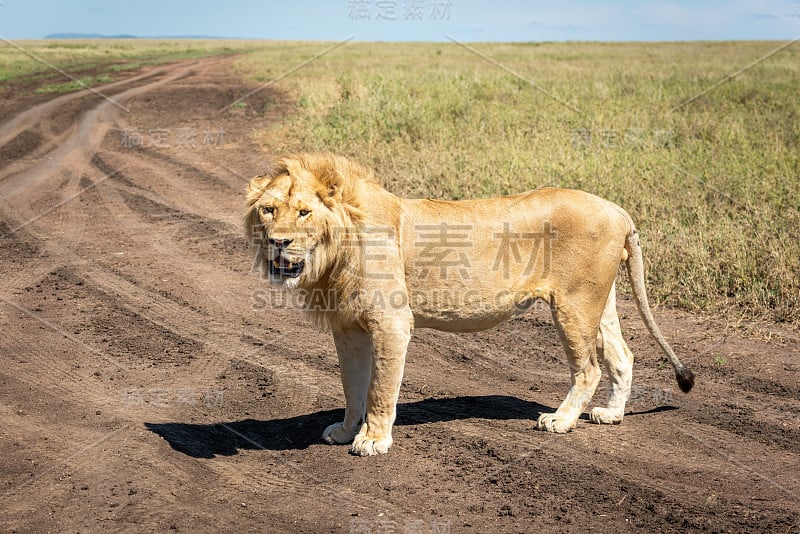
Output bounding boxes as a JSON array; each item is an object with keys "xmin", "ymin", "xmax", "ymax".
[{"xmin": 1, "ymin": 56, "xmax": 798, "ymax": 533}]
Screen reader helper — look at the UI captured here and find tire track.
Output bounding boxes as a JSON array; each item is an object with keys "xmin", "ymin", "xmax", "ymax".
[
  {"xmin": 3, "ymin": 52, "xmax": 798, "ymax": 533},
  {"xmin": 0, "ymin": 314, "xmax": 126, "ymax": 406},
  {"xmin": 0, "ymin": 63, "xmax": 174, "ymax": 145},
  {"xmin": 0, "ymin": 59, "xmax": 209, "ymax": 201}
]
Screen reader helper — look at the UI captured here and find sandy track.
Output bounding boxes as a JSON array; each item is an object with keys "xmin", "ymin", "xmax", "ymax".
[{"xmin": 0, "ymin": 56, "xmax": 798, "ymax": 533}]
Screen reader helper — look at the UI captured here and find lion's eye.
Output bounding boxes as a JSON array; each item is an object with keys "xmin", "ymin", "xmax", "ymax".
[
  {"xmin": 298, "ymin": 209, "xmax": 310, "ymax": 217},
  {"xmin": 260, "ymin": 206, "xmax": 275, "ymax": 216}
]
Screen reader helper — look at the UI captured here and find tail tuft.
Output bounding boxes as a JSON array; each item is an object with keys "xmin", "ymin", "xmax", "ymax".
[
  {"xmin": 675, "ymin": 367, "xmax": 695, "ymax": 393},
  {"xmin": 625, "ymin": 222, "xmax": 696, "ymax": 396}
]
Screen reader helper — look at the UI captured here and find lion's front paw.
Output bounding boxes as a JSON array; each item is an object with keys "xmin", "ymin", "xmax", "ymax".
[
  {"xmin": 322, "ymin": 422, "xmax": 358, "ymax": 445},
  {"xmin": 350, "ymin": 429, "xmax": 393, "ymax": 456},
  {"xmin": 536, "ymin": 413, "xmax": 575, "ymax": 433},
  {"xmin": 589, "ymin": 407, "xmax": 624, "ymax": 425}
]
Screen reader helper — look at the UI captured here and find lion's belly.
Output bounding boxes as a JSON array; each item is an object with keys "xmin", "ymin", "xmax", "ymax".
[
  {"xmin": 409, "ymin": 286, "xmax": 544, "ymax": 333},
  {"xmin": 397, "ymin": 195, "xmax": 559, "ymax": 333},
  {"xmin": 412, "ymin": 312, "xmax": 511, "ymax": 333}
]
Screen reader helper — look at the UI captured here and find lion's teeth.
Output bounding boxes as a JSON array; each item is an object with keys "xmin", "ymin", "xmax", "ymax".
[{"xmin": 273, "ymin": 258, "xmax": 294, "ymax": 270}]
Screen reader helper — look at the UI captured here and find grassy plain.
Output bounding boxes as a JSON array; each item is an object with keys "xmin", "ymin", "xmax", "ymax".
[
  {"xmin": 0, "ymin": 39, "xmax": 796, "ymax": 324},
  {"xmin": 237, "ymin": 41, "xmax": 800, "ymax": 325},
  {"xmin": 0, "ymin": 39, "xmax": 261, "ymax": 88}
]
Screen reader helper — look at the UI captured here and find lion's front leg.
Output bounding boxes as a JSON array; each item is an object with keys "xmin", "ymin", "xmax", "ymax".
[
  {"xmin": 323, "ymin": 327, "xmax": 372, "ymax": 445},
  {"xmin": 350, "ymin": 316, "xmax": 411, "ymax": 456}
]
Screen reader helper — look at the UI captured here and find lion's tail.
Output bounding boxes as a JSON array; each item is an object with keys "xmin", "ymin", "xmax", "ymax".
[{"xmin": 624, "ymin": 223, "xmax": 695, "ymax": 393}]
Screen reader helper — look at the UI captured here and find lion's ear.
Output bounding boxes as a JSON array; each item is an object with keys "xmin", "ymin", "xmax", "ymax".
[
  {"xmin": 246, "ymin": 174, "xmax": 271, "ymax": 199},
  {"xmin": 318, "ymin": 169, "xmax": 344, "ymax": 204},
  {"xmin": 244, "ymin": 175, "xmax": 270, "ymax": 245}
]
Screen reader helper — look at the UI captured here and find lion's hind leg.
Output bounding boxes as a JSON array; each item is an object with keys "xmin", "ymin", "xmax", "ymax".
[
  {"xmin": 590, "ymin": 283, "xmax": 633, "ymax": 425},
  {"xmin": 536, "ymin": 300, "xmax": 603, "ymax": 433}
]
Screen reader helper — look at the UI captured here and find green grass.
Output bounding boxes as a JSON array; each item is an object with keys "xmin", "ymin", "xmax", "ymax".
[
  {"xmin": 0, "ymin": 39, "xmax": 263, "ymax": 88},
  {"xmin": 34, "ymin": 74, "xmax": 115, "ymax": 93},
  {"xmin": 236, "ymin": 41, "xmax": 800, "ymax": 325}
]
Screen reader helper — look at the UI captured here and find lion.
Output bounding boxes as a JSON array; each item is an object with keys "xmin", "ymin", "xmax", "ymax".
[{"xmin": 245, "ymin": 153, "xmax": 694, "ymax": 456}]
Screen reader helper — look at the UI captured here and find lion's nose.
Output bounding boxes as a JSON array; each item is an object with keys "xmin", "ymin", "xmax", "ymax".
[{"xmin": 268, "ymin": 237, "xmax": 293, "ymax": 249}]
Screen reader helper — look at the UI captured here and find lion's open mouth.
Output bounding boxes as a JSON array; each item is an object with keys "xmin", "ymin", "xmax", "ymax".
[{"xmin": 269, "ymin": 256, "xmax": 305, "ymax": 278}]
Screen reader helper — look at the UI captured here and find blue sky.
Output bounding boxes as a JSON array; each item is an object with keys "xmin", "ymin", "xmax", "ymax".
[{"xmin": 1, "ymin": 0, "xmax": 799, "ymax": 41}]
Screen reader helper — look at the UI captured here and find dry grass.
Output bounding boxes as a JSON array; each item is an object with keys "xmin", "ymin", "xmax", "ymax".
[
  {"xmin": 0, "ymin": 39, "xmax": 262, "ymax": 85},
  {"xmin": 1, "ymin": 40, "xmax": 796, "ymax": 324},
  {"xmin": 240, "ymin": 41, "xmax": 800, "ymax": 325}
]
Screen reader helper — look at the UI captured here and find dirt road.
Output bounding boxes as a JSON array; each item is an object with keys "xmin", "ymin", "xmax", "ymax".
[{"xmin": 1, "ymin": 56, "xmax": 798, "ymax": 533}]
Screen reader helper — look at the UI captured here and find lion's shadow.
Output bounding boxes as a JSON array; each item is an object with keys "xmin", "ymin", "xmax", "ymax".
[{"xmin": 145, "ymin": 395, "xmax": 554, "ymax": 458}]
